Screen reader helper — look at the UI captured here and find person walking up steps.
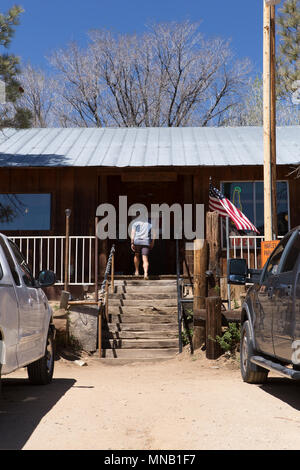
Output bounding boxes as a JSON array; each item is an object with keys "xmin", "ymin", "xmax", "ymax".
[{"xmin": 130, "ymin": 214, "xmax": 155, "ymax": 280}]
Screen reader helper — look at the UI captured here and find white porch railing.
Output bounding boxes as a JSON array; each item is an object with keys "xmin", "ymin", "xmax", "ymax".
[
  {"xmin": 10, "ymin": 236, "xmax": 95, "ymax": 286},
  {"xmin": 229, "ymin": 235, "xmax": 284, "ymax": 269}
]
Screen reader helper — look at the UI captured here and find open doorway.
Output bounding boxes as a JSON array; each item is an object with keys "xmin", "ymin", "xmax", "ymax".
[{"xmin": 106, "ymin": 174, "xmax": 184, "ymax": 275}]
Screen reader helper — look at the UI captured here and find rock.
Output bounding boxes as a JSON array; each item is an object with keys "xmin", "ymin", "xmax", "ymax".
[
  {"xmin": 54, "ymin": 318, "xmax": 68, "ymax": 333},
  {"xmin": 53, "ymin": 317, "xmax": 68, "ymax": 347},
  {"xmin": 53, "ymin": 308, "xmax": 68, "ymax": 319},
  {"xmin": 68, "ymin": 305, "xmax": 99, "ymax": 352},
  {"xmin": 74, "ymin": 360, "xmax": 87, "ymax": 367}
]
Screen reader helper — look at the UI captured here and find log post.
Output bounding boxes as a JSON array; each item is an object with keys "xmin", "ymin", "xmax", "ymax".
[
  {"xmin": 98, "ymin": 303, "xmax": 102, "ymax": 357},
  {"xmin": 64, "ymin": 209, "xmax": 71, "ymax": 292},
  {"xmin": 193, "ymin": 239, "xmax": 207, "ymax": 350},
  {"xmin": 206, "ymin": 296, "xmax": 222, "ymax": 360},
  {"xmin": 193, "ymin": 239, "xmax": 207, "ymax": 310},
  {"xmin": 95, "ymin": 216, "xmax": 99, "ymax": 302},
  {"xmin": 206, "ymin": 211, "xmax": 221, "ymax": 297}
]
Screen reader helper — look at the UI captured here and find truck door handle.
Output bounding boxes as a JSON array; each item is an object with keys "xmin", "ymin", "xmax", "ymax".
[
  {"xmin": 267, "ymin": 286, "xmax": 274, "ymax": 298},
  {"xmin": 285, "ymin": 285, "xmax": 292, "ymax": 296}
]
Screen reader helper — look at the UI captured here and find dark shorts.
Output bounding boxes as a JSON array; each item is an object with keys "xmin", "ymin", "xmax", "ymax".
[{"xmin": 133, "ymin": 244, "xmax": 150, "ymax": 256}]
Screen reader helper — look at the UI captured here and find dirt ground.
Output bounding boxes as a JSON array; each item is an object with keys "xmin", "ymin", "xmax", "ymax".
[{"xmin": 1, "ymin": 347, "xmax": 300, "ymax": 450}]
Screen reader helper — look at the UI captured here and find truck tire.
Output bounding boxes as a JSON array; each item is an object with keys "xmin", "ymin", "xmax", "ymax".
[
  {"xmin": 240, "ymin": 321, "xmax": 268, "ymax": 384},
  {"xmin": 27, "ymin": 329, "xmax": 55, "ymax": 385}
]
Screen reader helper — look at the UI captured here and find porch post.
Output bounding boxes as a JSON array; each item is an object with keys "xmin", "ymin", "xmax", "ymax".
[
  {"xmin": 64, "ymin": 208, "xmax": 71, "ymax": 291},
  {"xmin": 226, "ymin": 216, "xmax": 231, "ymax": 309}
]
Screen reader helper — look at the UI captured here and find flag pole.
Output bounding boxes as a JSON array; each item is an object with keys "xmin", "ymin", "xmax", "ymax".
[{"xmin": 226, "ymin": 216, "xmax": 231, "ymax": 309}]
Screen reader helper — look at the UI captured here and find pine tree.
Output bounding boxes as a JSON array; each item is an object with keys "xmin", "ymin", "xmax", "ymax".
[
  {"xmin": 0, "ymin": 5, "xmax": 31, "ymax": 128},
  {"xmin": 277, "ymin": 0, "xmax": 300, "ymax": 99}
]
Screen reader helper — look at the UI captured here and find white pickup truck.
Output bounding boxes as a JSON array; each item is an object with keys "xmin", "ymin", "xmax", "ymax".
[{"xmin": 0, "ymin": 234, "xmax": 56, "ymax": 390}]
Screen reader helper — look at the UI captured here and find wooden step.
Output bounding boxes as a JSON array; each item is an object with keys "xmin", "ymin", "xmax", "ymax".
[
  {"xmin": 105, "ymin": 330, "xmax": 178, "ymax": 340},
  {"xmin": 109, "ymin": 305, "xmax": 177, "ymax": 315},
  {"xmin": 113, "ymin": 278, "xmax": 177, "ymax": 284},
  {"xmin": 104, "ymin": 338, "xmax": 178, "ymax": 349},
  {"xmin": 108, "ymin": 292, "xmax": 176, "ymax": 305},
  {"xmin": 109, "ymin": 292, "xmax": 176, "ymax": 300},
  {"xmin": 108, "ymin": 322, "xmax": 178, "ymax": 331},
  {"xmin": 100, "ymin": 348, "xmax": 178, "ymax": 359},
  {"xmin": 108, "ymin": 314, "xmax": 177, "ymax": 324},
  {"xmin": 101, "ymin": 277, "xmax": 179, "ymax": 360},
  {"xmin": 109, "ymin": 299, "xmax": 177, "ymax": 307},
  {"xmin": 98, "ymin": 357, "xmax": 175, "ymax": 364},
  {"xmin": 113, "ymin": 286, "xmax": 177, "ymax": 293}
]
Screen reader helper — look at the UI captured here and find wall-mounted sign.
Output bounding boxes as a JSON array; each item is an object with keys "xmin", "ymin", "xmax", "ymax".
[{"xmin": 261, "ymin": 240, "xmax": 280, "ymax": 268}]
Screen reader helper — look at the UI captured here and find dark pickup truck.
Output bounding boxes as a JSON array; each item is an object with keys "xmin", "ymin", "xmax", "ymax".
[{"xmin": 228, "ymin": 226, "xmax": 300, "ymax": 383}]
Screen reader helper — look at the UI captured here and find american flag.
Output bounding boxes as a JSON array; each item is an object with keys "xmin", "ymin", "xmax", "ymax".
[{"xmin": 209, "ymin": 183, "xmax": 260, "ymax": 233}]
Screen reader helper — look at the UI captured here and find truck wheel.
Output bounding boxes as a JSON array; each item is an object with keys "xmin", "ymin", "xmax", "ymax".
[
  {"xmin": 27, "ymin": 329, "xmax": 55, "ymax": 385},
  {"xmin": 240, "ymin": 321, "xmax": 268, "ymax": 384}
]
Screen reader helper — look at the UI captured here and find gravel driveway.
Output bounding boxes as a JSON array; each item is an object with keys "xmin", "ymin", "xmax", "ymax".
[{"xmin": 1, "ymin": 349, "xmax": 300, "ymax": 450}]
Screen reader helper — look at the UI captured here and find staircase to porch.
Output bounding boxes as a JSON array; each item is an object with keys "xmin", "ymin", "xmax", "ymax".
[{"xmin": 101, "ymin": 277, "xmax": 179, "ymax": 360}]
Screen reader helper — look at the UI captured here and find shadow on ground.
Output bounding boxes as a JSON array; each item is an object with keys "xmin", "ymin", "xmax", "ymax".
[
  {"xmin": 260, "ymin": 377, "xmax": 300, "ymax": 411},
  {"xmin": 0, "ymin": 375, "xmax": 75, "ymax": 450}
]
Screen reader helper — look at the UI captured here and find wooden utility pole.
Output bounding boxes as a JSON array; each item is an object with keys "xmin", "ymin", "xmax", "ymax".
[
  {"xmin": 193, "ymin": 239, "xmax": 207, "ymax": 350},
  {"xmin": 263, "ymin": 1, "xmax": 278, "ymax": 241},
  {"xmin": 270, "ymin": 4, "xmax": 278, "ymax": 238}
]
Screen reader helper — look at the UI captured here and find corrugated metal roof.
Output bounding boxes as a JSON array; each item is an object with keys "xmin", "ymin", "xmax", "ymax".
[{"xmin": 0, "ymin": 126, "xmax": 299, "ymax": 167}]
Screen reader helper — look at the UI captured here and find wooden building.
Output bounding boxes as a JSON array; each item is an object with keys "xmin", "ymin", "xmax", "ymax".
[{"xmin": 0, "ymin": 126, "xmax": 298, "ymax": 287}]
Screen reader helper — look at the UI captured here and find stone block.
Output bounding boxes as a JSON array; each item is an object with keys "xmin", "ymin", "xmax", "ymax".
[{"xmin": 68, "ymin": 305, "xmax": 99, "ymax": 352}]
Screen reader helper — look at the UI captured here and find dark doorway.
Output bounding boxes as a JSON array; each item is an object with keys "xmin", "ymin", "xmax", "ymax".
[{"xmin": 106, "ymin": 174, "xmax": 184, "ymax": 275}]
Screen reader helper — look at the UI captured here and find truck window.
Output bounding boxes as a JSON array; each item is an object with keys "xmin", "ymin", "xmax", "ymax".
[
  {"xmin": 264, "ymin": 233, "xmax": 292, "ymax": 279},
  {"xmin": 280, "ymin": 233, "xmax": 300, "ymax": 273},
  {"xmin": 8, "ymin": 240, "xmax": 34, "ymax": 287},
  {"xmin": 0, "ymin": 238, "xmax": 20, "ymax": 286}
]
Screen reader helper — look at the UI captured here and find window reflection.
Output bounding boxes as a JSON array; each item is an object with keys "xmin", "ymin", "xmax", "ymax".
[
  {"xmin": 222, "ymin": 181, "xmax": 289, "ymax": 236},
  {"xmin": 0, "ymin": 194, "xmax": 51, "ymax": 230}
]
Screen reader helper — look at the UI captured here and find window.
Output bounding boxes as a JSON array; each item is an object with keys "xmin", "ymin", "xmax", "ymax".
[
  {"xmin": 0, "ymin": 237, "xmax": 20, "ymax": 286},
  {"xmin": 8, "ymin": 240, "xmax": 34, "ymax": 286},
  {"xmin": 221, "ymin": 181, "xmax": 289, "ymax": 236},
  {"xmin": 280, "ymin": 233, "xmax": 300, "ymax": 273},
  {"xmin": 0, "ymin": 194, "xmax": 51, "ymax": 231},
  {"xmin": 264, "ymin": 233, "xmax": 292, "ymax": 279}
]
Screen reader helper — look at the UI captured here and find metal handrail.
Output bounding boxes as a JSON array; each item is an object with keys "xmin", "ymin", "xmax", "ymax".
[
  {"xmin": 98, "ymin": 244, "xmax": 115, "ymax": 358},
  {"xmin": 99, "ymin": 244, "xmax": 115, "ymax": 300},
  {"xmin": 175, "ymin": 240, "xmax": 194, "ymax": 354}
]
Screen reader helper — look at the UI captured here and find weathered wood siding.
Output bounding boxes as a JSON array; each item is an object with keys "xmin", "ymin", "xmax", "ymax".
[{"xmin": 0, "ymin": 165, "xmax": 297, "ymax": 276}]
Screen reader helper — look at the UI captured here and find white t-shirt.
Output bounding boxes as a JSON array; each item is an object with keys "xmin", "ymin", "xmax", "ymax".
[{"xmin": 132, "ymin": 220, "xmax": 152, "ymax": 246}]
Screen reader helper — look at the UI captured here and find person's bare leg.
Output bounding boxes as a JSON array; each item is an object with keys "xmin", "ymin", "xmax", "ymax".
[
  {"xmin": 134, "ymin": 253, "xmax": 140, "ymax": 276},
  {"xmin": 142, "ymin": 255, "xmax": 149, "ymax": 279}
]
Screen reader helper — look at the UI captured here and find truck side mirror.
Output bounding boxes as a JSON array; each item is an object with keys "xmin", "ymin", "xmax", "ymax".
[
  {"xmin": 227, "ymin": 258, "xmax": 248, "ymax": 285},
  {"xmin": 37, "ymin": 270, "xmax": 56, "ymax": 287}
]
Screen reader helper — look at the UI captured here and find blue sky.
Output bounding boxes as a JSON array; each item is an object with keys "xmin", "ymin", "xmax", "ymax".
[{"xmin": 2, "ymin": 0, "xmax": 266, "ymax": 75}]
